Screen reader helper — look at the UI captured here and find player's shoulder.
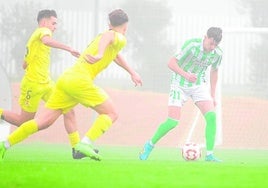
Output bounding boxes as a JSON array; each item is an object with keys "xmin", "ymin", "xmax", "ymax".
[
  {"xmin": 99, "ymin": 30, "xmax": 117, "ymax": 42},
  {"xmin": 28, "ymin": 28, "xmax": 52, "ymax": 41},
  {"xmin": 103, "ymin": 30, "xmax": 114, "ymax": 36},
  {"xmin": 27, "ymin": 28, "xmax": 49, "ymax": 43},
  {"xmin": 36, "ymin": 27, "xmax": 52, "ymax": 37},
  {"xmin": 186, "ymin": 38, "xmax": 202, "ymax": 44},
  {"xmin": 105, "ymin": 30, "xmax": 127, "ymax": 47},
  {"xmin": 214, "ymin": 46, "xmax": 223, "ymax": 56},
  {"xmin": 106, "ymin": 30, "xmax": 126, "ymax": 41},
  {"xmin": 35, "ymin": 27, "xmax": 51, "ymax": 34}
]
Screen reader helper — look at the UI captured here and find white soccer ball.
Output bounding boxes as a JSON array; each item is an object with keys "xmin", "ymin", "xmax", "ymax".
[{"xmin": 181, "ymin": 143, "xmax": 201, "ymax": 161}]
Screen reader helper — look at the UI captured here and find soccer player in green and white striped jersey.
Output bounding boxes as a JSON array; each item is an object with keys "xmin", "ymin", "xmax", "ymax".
[{"xmin": 140, "ymin": 27, "xmax": 223, "ymax": 162}]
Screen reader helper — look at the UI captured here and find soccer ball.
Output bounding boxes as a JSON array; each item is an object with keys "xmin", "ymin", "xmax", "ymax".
[{"xmin": 181, "ymin": 143, "xmax": 201, "ymax": 161}]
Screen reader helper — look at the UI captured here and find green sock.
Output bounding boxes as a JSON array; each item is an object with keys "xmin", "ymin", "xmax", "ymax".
[
  {"xmin": 205, "ymin": 111, "xmax": 217, "ymax": 151},
  {"xmin": 151, "ymin": 118, "xmax": 178, "ymax": 144}
]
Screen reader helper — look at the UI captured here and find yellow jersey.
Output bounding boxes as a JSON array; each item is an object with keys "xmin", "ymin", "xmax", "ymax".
[
  {"xmin": 72, "ymin": 30, "xmax": 127, "ymax": 79},
  {"xmin": 24, "ymin": 27, "xmax": 52, "ymax": 84},
  {"xmin": 46, "ymin": 30, "xmax": 127, "ymax": 112}
]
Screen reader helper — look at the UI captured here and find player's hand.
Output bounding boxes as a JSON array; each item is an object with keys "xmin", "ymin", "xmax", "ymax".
[
  {"xmin": 184, "ymin": 72, "xmax": 197, "ymax": 83},
  {"xmin": 84, "ymin": 54, "xmax": 103, "ymax": 64},
  {"xmin": 131, "ymin": 72, "xmax": 142, "ymax": 87},
  {"xmin": 70, "ymin": 49, "xmax": 80, "ymax": 58},
  {"xmin": 22, "ymin": 61, "xmax": 28, "ymax": 69}
]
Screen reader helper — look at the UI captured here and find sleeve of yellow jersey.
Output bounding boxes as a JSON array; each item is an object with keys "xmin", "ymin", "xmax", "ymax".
[
  {"xmin": 23, "ymin": 28, "xmax": 52, "ymax": 63},
  {"xmin": 39, "ymin": 27, "xmax": 52, "ymax": 39}
]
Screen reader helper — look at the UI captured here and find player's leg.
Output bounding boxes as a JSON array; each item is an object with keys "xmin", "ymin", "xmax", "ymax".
[
  {"xmin": 87, "ymin": 99, "xmax": 117, "ymax": 140},
  {"xmin": 0, "ymin": 108, "xmax": 35, "ymax": 126},
  {"xmin": 63, "ymin": 109, "xmax": 99, "ymax": 159},
  {"xmin": 62, "ymin": 109, "xmax": 89, "ymax": 159},
  {"xmin": 152, "ymin": 106, "xmax": 181, "ymax": 144},
  {"xmin": 195, "ymin": 100, "xmax": 222, "ymax": 162},
  {"xmin": 57, "ymin": 78, "xmax": 106, "ymax": 160},
  {"xmin": 195, "ymin": 100, "xmax": 216, "ymax": 150},
  {"xmin": 1, "ymin": 80, "xmax": 75, "ymax": 160},
  {"xmin": 139, "ymin": 106, "xmax": 181, "ymax": 160},
  {"xmin": 9, "ymin": 109, "xmax": 62, "ymax": 144},
  {"xmin": 74, "ymin": 99, "xmax": 117, "ymax": 161},
  {"xmin": 43, "ymin": 80, "xmax": 84, "ymax": 159},
  {"xmin": 139, "ymin": 84, "xmax": 185, "ymax": 160},
  {"xmin": 0, "ymin": 79, "xmax": 42, "ymax": 126},
  {"xmin": 0, "ymin": 108, "xmax": 62, "ymax": 160},
  {"xmin": 63, "ymin": 109, "xmax": 78, "ymax": 146}
]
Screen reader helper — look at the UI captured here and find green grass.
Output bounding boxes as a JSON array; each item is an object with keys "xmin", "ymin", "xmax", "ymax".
[{"xmin": 1, "ymin": 143, "xmax": 268, "ymax": 188}]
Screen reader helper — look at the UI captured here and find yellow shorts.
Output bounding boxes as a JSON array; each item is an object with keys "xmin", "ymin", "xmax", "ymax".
[
  {"xmin": 19, "ymin": 77, "xmax": 54, "ymax": 112},
  {"xmin": 46, "ymin": 70, "xmax": 108, "ymax": 114}
]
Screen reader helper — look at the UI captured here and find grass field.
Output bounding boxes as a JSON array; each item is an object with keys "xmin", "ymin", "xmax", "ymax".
[{"xmin": 0, "ymin": 143, "xmax": 268, "ymax": 188}]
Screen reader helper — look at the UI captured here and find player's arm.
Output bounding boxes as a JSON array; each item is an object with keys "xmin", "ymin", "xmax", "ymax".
[
  {"xmin": 167, "ymin": 57, "xmax": 197, "ymax": 83},
  {"xmin": 84, "ymin": 31, "xmax": 114, "ymax": 64},
  {"xmin": 114, "ymin": 54, "xmax": 142, "ymax": 86},
  {"xmin": 210, "ymin": 68, "xmax": 218, "ymax": 106},
  {"xmin": 41, "ymin": 35, "xmax": 80, "ymax": 58}
]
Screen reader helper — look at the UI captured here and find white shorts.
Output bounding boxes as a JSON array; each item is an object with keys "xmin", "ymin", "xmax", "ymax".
[{"xmin": 168, "ymin": 84, "xmax": 212, "ymax": 107}]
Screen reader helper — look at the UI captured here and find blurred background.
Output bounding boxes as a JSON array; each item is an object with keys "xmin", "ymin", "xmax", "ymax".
[{"xmin": 0, "ymin": 0, "xmax": 267, "ymax": 149}]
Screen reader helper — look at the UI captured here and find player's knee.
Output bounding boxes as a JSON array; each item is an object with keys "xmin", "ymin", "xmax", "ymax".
[
  {"xmin": 37, "ymin": 111, "xmax": 61, "ymax": 130},
  {"xmin": 101, "ymin": 107, "xmax": 118, "ymax": 123},
  {"xmin": 64, "ymin": 109, "xmax": 75, "ymax": 119},
  {"xmin": 109, "ymin": 110, "xmax": 118, "ymax": 122},
  {"xmin": 18, "ymin": 115, "xmax": 34, "ymax": 126}
]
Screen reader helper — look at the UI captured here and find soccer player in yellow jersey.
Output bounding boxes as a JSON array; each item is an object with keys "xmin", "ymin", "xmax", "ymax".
[
  {"xmin": 0, "ymin": 9, "xmax": 81, "ymax": 158},
  {"xmin": 0, "ymin": 9, "xmax": 142, "ymax": 161}
]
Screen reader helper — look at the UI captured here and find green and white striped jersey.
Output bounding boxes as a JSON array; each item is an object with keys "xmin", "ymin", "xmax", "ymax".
[{"xmin": 172, "ymin": 38, "xmax": 222, "ymax": 87}]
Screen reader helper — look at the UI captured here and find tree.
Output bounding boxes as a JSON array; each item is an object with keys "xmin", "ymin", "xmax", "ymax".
[
  {"xmin": 0, "ymin": 1, "xmax": 67, "ymax": 80},
  {"xmin": 0, "ymin": 1, "xmax": 41, "ymax": 79},
  {"xmin": 120, "ymin": 0, "xmax": 175, "ymax": 92},
  {"xmin": 238, "ymin": 0, "xmax": 268, "ymax": 95}
]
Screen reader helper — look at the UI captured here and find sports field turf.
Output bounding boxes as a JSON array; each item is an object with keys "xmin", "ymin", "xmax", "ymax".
[{"xmin": 0, "ymin": 143, "xmax": 267, "ymax": 188}]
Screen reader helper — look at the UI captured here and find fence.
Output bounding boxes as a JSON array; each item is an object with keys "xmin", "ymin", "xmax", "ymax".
[{"xmin": 0, "ymin": 10, "xmax": 267, "ymax": 93}]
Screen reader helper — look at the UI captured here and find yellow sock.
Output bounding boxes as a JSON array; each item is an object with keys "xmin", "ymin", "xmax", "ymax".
[
  {"xmin": 8, "ymin": 120, "xmax": 38, "ymax": 146},
  {"xmin": 86, "ymin": 114, "xmax": 112, "ymax": 141},
  {"xmin": 0, "ymin": 108, "xmax": 3, "ymax": 119},
  {"xmin": 68, "ymin": 131, "xmax": 80, "ymax": 148}
]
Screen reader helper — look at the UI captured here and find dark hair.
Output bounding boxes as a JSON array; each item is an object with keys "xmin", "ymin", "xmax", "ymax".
[
  {"xmin": 207, "ymin": 27, "xmax": 222, "ymax": 44},
  {"xmin": 37, "ymin": 9, "xmax": 57, "ymax": 23},
  {"xmin": 109, "ymin": 9, "xmax": 128, "ymax": 27}
]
